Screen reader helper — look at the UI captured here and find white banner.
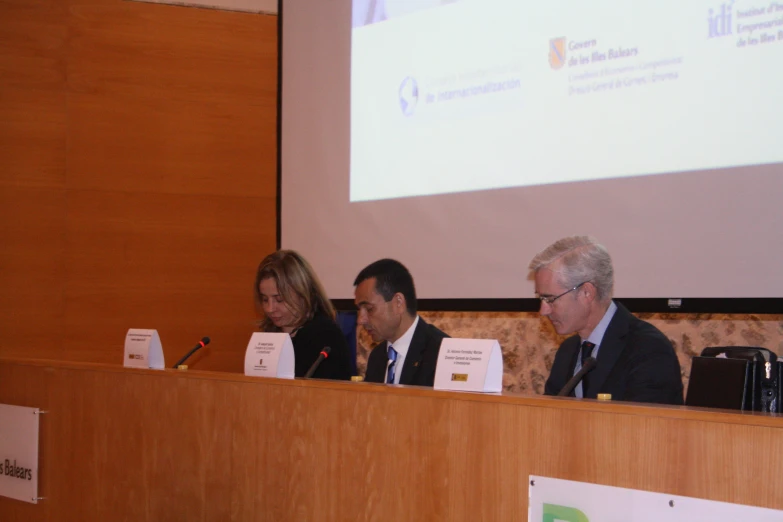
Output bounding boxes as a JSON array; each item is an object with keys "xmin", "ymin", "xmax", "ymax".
[
  {"xmin": 529, "ymin": 475, "xmax": 783, "ymax": 522},
  {"xmin": 0, "ymin": 404, "xmax": 41, "ymax": 504}
]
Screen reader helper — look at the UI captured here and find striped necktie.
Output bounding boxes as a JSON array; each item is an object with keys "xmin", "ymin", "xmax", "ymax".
[{"xmin": 386, "ymin": 344, "xmax": 398, "ymax": 384}]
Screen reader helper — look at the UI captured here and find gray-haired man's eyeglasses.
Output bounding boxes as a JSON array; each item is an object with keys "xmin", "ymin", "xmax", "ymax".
[{"xmin": 536, "ymin": 281, "xmax": 588, "ymax": 305}]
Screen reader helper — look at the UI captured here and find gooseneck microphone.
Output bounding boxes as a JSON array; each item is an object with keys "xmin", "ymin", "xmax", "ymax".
[
  {"xmin": 304, "ymin": 346, "xmax": 331, "ymax": 378},
  {"xmin": 173, "ymin": 337, "xmax": 210, "ymax": 368},
  {"xmin": 557, "ymin": 357, "xmax": 597, "ymax": 397}
]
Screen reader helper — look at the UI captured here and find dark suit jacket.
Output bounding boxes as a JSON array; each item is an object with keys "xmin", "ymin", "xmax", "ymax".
[
  {"xmin": 544, "ymin": 302, "xmax": 684, "ymax": 405},
  {"xmin": 364, "ymin": 317, "xmax": 449, "ymax": 387},
  {"xmin": 291, "ymin": 313, "xmax": 352, "ymax": 381}
]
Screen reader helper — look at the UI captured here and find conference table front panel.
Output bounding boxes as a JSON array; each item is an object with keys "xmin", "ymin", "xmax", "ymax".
[{"xmin": 0, "ymin": 358, "xmax": 780, "ymax": 521}]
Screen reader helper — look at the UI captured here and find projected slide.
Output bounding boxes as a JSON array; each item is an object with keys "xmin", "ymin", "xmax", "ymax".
[{"xmin": 350, "ymin": 0, "xmax": 783, "ymax": 202}]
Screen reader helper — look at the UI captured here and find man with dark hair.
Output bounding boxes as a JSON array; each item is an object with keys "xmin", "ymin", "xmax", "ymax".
[{"xmin": 354, "ymin": 259, "xmax": 449, "ymax": 386}]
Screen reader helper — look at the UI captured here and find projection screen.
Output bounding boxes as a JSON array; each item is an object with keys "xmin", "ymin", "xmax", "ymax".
[{"xmin": 280, "ymin": 0, "xmax": 783, "ymax": 311}]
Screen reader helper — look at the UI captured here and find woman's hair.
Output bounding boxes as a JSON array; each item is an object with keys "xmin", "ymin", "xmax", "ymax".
[{"xmin": 254, "ymin": 250, "xmax": 336, "ymax": 332}]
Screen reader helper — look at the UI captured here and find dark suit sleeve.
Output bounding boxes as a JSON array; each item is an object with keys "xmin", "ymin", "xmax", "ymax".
[
  {"xmin": 543, "ymin": 370, "xmax": 560, "ymax": 396},
  {"xmin": 543, "ymin": 336, "xmax": 579, "ymax": 396},
  {"xmin": 316, "ymin": 323, "xmax": 353, "ymax": 381},
  {"xmin": 364, "ymin": 343, "xmax": 387, "ymax": 383},
  {"xmin": 291, "ymin": 315, "xmax": 352, "ymax": 381},
  {"xmin": 417, "ymin": 336, "xmax": 442, "ymax": 386},
  {"xmin": 622, "ymin": 329, "xmax": 683, "ymax": 405},
  {"xmin": 411, "ymin": 321, "xmax": 449, "ymax": 387}
]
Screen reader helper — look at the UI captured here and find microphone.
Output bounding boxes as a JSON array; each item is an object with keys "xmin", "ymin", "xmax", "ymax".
[
  {"xmin": 172, "ymin": 337, "xmax": 210, "ymax": 368},
  {"xmin": 557, "ymin": 357, "xmax": 597, "ymax": 397},
  {"xmin": 304, "ymin": 346, "xmax": 331, "ymax": 378}
]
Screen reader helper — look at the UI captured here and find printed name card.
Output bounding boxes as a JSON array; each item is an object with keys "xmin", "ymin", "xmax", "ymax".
[
  {"xmin": 123, "ymin": 329, "xmax": 165, "ymax": 369},
  {"xmin": 434, "ymin": 338, "xmax": 503, "ymax": 393},
  {"xmin": 244, "ymin": 332, "xmax": 295, "ymax": 379}
]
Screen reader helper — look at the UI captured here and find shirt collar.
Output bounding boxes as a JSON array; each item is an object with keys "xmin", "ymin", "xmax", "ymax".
[
  {"xmin": 582, "ymin": 300, "xmax": 617, "ymax": 352},
  {"xmin": 388, "ymin": 315, "xmax": 419, "ymax": 359}
]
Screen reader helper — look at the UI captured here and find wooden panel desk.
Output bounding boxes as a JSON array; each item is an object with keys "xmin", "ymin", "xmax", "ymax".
[{"xmin": 0, "ymin": 358, "xmax": 781, "ymax": 521}]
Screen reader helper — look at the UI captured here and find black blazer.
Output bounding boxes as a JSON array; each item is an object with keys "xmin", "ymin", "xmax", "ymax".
[
  {"xmin": 544, "ymin": 302, "xmax": 683, "ymax": 405},
  {"xmin": 291, "ymin": 313, "xmax": 352, "ymax": 381},
  {"xmin": 365, "ymin": 318, "xmax": 449, "ymax": 387}
]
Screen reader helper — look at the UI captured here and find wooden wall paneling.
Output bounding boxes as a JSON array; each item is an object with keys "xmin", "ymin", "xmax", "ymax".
[
  {"xmin": 447, "ymin": 400, "xmax": 505, "ymax": 521},
  {"xmin": 0, "ymin": 0, "xmax": 68, "ymax": 361},
  {"xmin": 328, "ymin": 387, "xmax": 371, "ymax": 520},
  {"xmin": 0, "ymin": 0, "xmax": 67, "ymax": 92},
  {"xmin": 66, "ymin": 0, "xmax": 277, "ymax": 198},
  {"xmin": 93, "ymin": 370, "xmax": 151, "ymax": 520},
  {"xmin": 42, "ymin": 366, "xmax": 244, "ymax": 520},
  {"xmin": 127, "ymin": 0, "xmax": 279, "ymax": 15},
  {"xmin": 47, "ymin": 365, "xmax": 98, "ymax": 521},
  {"xmin": 196, "ymin": 377, "xmax": 241, "ymax": 521},
  {"xmin": 66, "ymin": 0, "xmax": 276, "ymax": 102},
  {"xmin": 1, "ymin": 0, "xmax": 278, "ymax": 366},
  {"xmin": 677, "ymin": 419, "xmax": 783, "ymax": 507},
  {"xmin": 61, "ymin": 0, "xmax": 278, "ymax": 371},
  {"xmin": 406, "ymin": 394, "xmax": 450, "ymax": 520},
  {"xmin": 0, "ymin": 0, "xmax": 67, "ymax": 198},
  {"xmin": 0, "ymin": 188, "xmax": 67, "ymax": 358},
  {"xmin": 262, "ymin": 382, "xmax": 320, "ymax": 520},
  {"xmin": 231, "ymin": 380, "xmax": 264, "ymax": 520},
  {"xmin": 342, "ymin": 388, "xmax": 418, "ymax": 520},
  {"xmin": 0, "ymin": 87, "xmax": 66, "ymax": 189},
  {"xmin": 66, "ymin": 90, "xmax": 276, "ymax": 198},
  {"xmin": 63, "ymin": 189, "xmax": 275, "ymax": 369}
]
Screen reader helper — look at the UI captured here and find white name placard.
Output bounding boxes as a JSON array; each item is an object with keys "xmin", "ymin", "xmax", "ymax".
[
  {"xmin": 0, "ymin": 404, "xmax": 41, "ymax": 504},
  {"xmin": 529, "ymin": 475, "xmax": 783, "ymax": 522},
  {"xmin": 123, "ymin": 329, "xmax": 165, "ymax": 369},
  {"xmin": 434, "ymin": 338, "xmax": 503, "ymax": 393},
  {"xmin": 244, "ymin": 332, "xmax": 295, "ymax": 379}
]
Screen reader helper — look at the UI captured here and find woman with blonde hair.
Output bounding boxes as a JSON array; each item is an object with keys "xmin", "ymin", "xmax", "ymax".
[{"xmin": 254, "ymin": 250, "xmax": 352, "ymax": 380}]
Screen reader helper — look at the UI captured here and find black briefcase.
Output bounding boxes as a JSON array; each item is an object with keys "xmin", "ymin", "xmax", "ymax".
[{"xmin": 698, "ymin": 346, "xmax": 779, "ymax": 413}]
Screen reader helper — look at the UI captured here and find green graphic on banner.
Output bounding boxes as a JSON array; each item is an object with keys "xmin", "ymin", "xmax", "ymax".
[{"xmin": 543, "ymin": 503, "xmax": 589, "ymax": 522}]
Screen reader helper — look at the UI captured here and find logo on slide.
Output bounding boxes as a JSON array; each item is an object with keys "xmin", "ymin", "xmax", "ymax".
[
  {"xmin": 549, "ymin": 37, "xmax": 567, "ymax": 70},
  {"xmin": 542, "ymin": 503, "xmax": 589, "ymax": 522},
  {"xmin": 398, "ymin": 76, "xmax": 419, "ymax": 116},
  {"xmin": 708, "ymin": 1, "xmax": 733, "ymax": 37}
]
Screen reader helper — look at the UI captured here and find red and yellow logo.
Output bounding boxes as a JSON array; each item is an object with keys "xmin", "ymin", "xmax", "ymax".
[{"xmin": 549, "ymin": 37, "xmax": 566, "ymax": 70}]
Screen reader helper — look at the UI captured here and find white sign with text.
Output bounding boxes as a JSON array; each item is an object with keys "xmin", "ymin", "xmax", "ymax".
[
  {"xmin": 434, "ymin": 338, "xmax": 503, "ymax": 393},
  {"xmin": 244, "ymin": 332, "xmax": 295, "ymax": 379},
  {"xmin": 123, "ymin": 329, "xmax": 165, "ymax": 369},
  {"xmin": 529, "ymin": 475, "xmax": 783, "ymax": 522},
  {"xmin": 0, "ymin": 404, "xmax": 40, "ymax": 504}
]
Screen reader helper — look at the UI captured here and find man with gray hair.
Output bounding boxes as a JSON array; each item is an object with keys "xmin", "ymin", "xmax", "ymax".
[{"xmin": 530, "ymin": 236, "xmax": 683, "ymax": 405}]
